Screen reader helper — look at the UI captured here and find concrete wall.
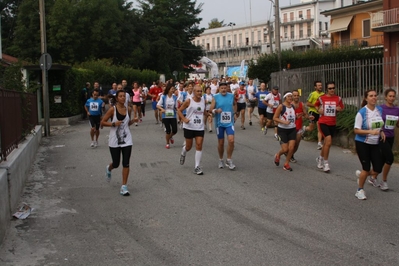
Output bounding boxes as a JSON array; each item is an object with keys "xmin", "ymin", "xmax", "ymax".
[
  {"xmin": 0, "ymin": 125, "xmax": 42, "ymax": 245},
  {"xmin": 50, "ymin": 114, "xmax": 81, "ymax": 126}
]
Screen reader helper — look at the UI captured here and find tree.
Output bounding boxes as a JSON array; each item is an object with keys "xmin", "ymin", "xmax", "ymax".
[
  {"xmin": 208, "ymin": 18, "xmax": 224, "ymax": 29},
  {"xmin": 137, "ymin": 0, "xmax": 205, "ymax": 74}
]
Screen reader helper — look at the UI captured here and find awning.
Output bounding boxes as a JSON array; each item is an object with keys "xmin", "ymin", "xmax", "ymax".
[{"xmin": 329, "ymin": 16, "xmax": 353, "ymax": 33}]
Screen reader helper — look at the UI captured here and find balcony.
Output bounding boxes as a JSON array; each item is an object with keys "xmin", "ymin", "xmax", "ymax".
[
  {"xmin": 332, "ymin": 35, "xmax": 384, "ymax": 48},
  {"xmin": 371, "ymin": 8, "xmax": 399, "ymax": 32},
  {"xmin": 281, "ymin": 16, "xmax": 314, "ymax": 26}
]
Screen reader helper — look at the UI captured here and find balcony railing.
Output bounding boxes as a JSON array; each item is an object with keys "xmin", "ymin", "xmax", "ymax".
[
  {"xmin": 371, "ymin": 8, "xmax": 399, "ymax": 30},
  {"xmin": 332, "ymin": 35, "xmax": 384, "ymax": 48},
  {"xmin": 281, "ymin": 16, "xmax": 314, "ymax": 25}
]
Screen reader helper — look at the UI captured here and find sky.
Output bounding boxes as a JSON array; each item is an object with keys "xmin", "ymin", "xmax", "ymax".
[
  {"xmin": 197, "ymin": 0, "xmax": 301, "ymax": 28},
  {"xmin": 130, "ymin": 0, "xmax": 302, "ymax": 29}
]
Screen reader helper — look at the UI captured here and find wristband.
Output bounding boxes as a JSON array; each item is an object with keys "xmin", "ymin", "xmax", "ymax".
[
  {"xmin": 212, "ymin": 109, "xmax": 216, "ymax": 114},
  {"xmin": 112, "ymin": 122, "xmax": 116, "ymax": 127}
]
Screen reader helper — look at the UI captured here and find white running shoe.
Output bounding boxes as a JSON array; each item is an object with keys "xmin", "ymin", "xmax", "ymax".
[
  {"xmin": 90, "ymin": 141, "xmax": 95, "ymax": 148},
  {"xmin": 380, "ymin": 181, "xmax": 389, "ymax": 191},
  {"xmin": 316, "ymin": 157, "xmax": 323, "ymax": 169},
  {"xmin": 218, "ymin": 160, "xmax": 224, "ymax": 169},
  {"xmin": 180, "ymin": 154, "xmax": 185, "ymax": 165},
  {"xmin": 194, "ymin": 166, "xmax": 203, "ymax": 175},
  {"xmin": 367, "ymin": 177, "xmax": 380, "ymax": 187},
  {"xmin": 105, "ymin": 165, "xmax": 111, "ymax": 182},
  {"xmin": 94, "ymin": 141, "xmax": 98, "ymax": 148},
  {"xmin": 355, "ymin": 189, "xmax": 367, "ymax": 200},
  {"xmin": 317, "ymin": 142, "xmax": 323, "ymax": 150},
  {"xmin": 226, "ymin": 159, "xmax": 236, "ymax": 170},
  {"xmin": 120, "ymin": 185, "xmax": 130, "ymax": 196},
  {"xmin": 323, "ymin": 163, "xmax": 330, "ymax": 173}
]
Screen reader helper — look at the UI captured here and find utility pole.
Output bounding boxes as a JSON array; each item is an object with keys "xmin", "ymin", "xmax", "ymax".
[
  {"xmin": 39, "ymin": 0, "xmax": 50, "ymax": 136},
  {"xmin": 274, "ymin": 0, "xmax": 282, "ymax": 71},
  {"xmin": 267, "ymin": 20, "xmax": 273, "ymax": 54}
]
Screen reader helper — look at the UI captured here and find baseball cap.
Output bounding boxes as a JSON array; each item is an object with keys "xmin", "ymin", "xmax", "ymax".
[
  {"xmin": 239, "ymin": 81, "xmax": 246, "ymax": 86},
  {"xmin": 272, "ymin": 86, "xmax": 279, "ymax": 90}
]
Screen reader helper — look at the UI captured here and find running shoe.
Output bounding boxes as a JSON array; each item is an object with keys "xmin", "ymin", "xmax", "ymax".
[
  {"xmin": 94, "ymin": 141, "xmax": 98, "ymax": 148},
  {"xmin": 323, "ymin": 162, "xmax": 330, "ymax": 173},
  {"xmin": 290, "ymin": 156, "xmax": 297, "ymax": 163},
  {"xmin": 170, "ymin": 137, "xmax": 174, "ymax": 144},
  {"xmin": 194, "ymin": 166, "xmax": 203, "ymax": 175},
  {"xmin": 90, "ymin": 141, "xmax": 95, "ymax": 148},
  {"xmin": 160, "ymin": 123, "xmax": 163, "ymax": 128},
  {"xmin": 180, "ymin": 154, "xmax": 185, "ymax": 165},
  {"xmin": 355, "ymin": 170, "xmax": 361, "ymax": 178},
  {"xmin": 105, "ymin": 165, "xmax": 111, "ymax": 182},
  {"xmin": 301, "ymin": 126, "xmax": 306, "ymax": 139},
  {"xmin": 165, "ymin": 144, "xmax": 170, "ymax": 149},
  {"xmin": 218, "ymin": 160, "xmax": 224, "ymax": 169},
  {"xmin": 120, "ymin": 185, "xmax": 130, "ymax": 196},
  {"xmin": 367, "ymin": 177, "xmax": 380, "ymax": 187},
  {"xmin": 283, "ymin": 164, "xmax": 293, "ymax": 171},
  {"xmin": 316, "ymin": 157, "xmax": 323, "ymax": 169},
  {"xmin": 317, "ymin": 142, "xmax": 323, "ymax": 150},
  {"xmin": 226, "ymin": 159, "xmax": 236, "ymax": 170},
  {"xmin": 241, "ymin": 125, "xmax": 245, "ymax": 130},
  {"xmin": 380, "ymin": 181, "xmax": 389, "ymax": 191},
  {"xmin": 274, "ymin": 154, "xmax": 280, "ymax": 166},
  {"xmin": 274, "ymin": 134, "xmax": 279, "ymax": 141},
  {"xmin": 355, "ymin": 189, "xmax": 367, "ymax": 200},
  {"xmin": 209, "ymin": 129, "xmax": 212, "ymax": 133},
  {"xmin": 249, "ymin": 121, "xmax": 252, "ymax": 126},
  {"xmin": 135, "ymin": 122, "xmax": 138, "ymax": 126}
]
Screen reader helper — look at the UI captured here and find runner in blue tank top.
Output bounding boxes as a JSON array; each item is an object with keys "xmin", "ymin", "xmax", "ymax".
[{"xmin": 209, "ymin": 82, "xmax": 237, "ymax": 170}]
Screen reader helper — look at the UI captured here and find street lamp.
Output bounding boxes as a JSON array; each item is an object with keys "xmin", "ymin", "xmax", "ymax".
[{"xmin": 227, "ymin": 22, "xmax": 236, "ymax": 29}]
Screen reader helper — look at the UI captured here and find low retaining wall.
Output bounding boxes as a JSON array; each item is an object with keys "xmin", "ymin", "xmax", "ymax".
[
  {"xmin": 50, "ymin": 114, "xmax": 81, "ymax": 126},
  {"xmin": 0, "ymin": 125, "xmax": 42, "ymax": 245}
]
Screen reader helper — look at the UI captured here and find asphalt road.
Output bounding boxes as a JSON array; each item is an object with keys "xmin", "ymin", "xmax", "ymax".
[{"xmin": 1, "ymin": 108, "xmax": 399, "ymax": 266}]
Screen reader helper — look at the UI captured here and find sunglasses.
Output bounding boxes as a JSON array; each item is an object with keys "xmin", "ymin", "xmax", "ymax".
[{"xmin": 327, "ymin": 87, "xmax": 335, "ymax": 90}]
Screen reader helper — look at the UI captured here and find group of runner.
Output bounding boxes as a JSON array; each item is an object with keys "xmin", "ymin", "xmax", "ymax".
[{"xmin": 83, "ymin": 78, "xmax": 398, "ymax": 200}]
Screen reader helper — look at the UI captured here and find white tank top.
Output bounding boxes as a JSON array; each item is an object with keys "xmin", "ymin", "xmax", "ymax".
[
  {"xmin": 183, "ymin": 97, "xmax": 206, "ymax": 131},
  {"xmin": 204, "ymin": 94, "xmax": 213, "ymax": 110},
  {"xmin": 278, "ymin": 105, "xmax": 296, "ymax": 129},
  {"xmin": 108, "ymin": 106, "xmax": 133, "ymax": 147}
]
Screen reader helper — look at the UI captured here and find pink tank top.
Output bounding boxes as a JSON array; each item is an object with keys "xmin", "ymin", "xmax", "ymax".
[{"xmin": 132, "ymin": 89, "xmax": 141, "ymax": 102}]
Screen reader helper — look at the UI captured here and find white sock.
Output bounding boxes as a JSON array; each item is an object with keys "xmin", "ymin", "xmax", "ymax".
[
  {"xmin": 324, "ymin": 160, "xmax": 328, "ymax": 165},
  {"xmin": 181, "ymin": 146, "xmax": 187, "ymax": 156},
  {"xmin": 195, "ymin": 150, "xmax": 202, "ymax": 168}
]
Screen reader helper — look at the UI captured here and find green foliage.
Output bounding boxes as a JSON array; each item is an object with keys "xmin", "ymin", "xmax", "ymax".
[
  {"xmin": 208, "ymin": 18, "xmax": 225, "ymax": 29},
  {"xmin": 5, "ymin": 0, "xmax": 204, "ymax": 78},
  {"xmin": 336, "ymin": 104, "xmax": 358, "ymax": 135},
  {"xmin": 0, "ymin": 61, "xmax": 25, "ymax": 92},
  {"xmin": 248, "ymin": 46, "xmax": 383, "ymax": 83}
]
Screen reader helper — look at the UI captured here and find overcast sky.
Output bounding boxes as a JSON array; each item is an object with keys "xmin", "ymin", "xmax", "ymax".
[{"xmin": 197, "ymin": 0, "xmax": 301, "ymax": 28}]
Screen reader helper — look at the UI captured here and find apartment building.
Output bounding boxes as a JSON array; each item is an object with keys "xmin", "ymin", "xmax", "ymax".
[{"xmin": 193, "ymin": 0, "xmax": 351, "ymax": 75}]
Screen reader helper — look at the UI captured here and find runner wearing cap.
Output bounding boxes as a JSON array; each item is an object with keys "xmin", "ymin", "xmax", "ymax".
[
  {"xmin": 234, "ymin": 81, "xmax": 248, "ymax": 129},
  {"xmin": 264, "ymin": 86, "xmax": 281, "ymax": 140}
]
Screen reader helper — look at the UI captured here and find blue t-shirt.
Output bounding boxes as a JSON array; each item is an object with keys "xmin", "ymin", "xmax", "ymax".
[
  {"xmin": 85, "ymin": 98, "xmax": 104, "ymax": 116},
  {"xmin": 255, "ymin": 91, "xmax": 269, "ymax": 109},
  {"xmin": 214, "ymin": 93, "xmax": 235, "ymax": 128}
]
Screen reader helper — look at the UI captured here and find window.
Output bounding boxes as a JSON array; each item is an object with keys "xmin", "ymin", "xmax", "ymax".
[
  {"xmin": 299, "ymin": 23, "xmax": 303, "ymax": 38},
  {"xmin": 228, "ymin": 40, "xmax": 231, "ymax": 47},
  {"xmin": 307, "ymin": 22, "xmax": 311, "ymax": 37},
  {"xmin": 233, "ymin": 34, "xmax": 237, "ymax": 46},
  {"xmin": 299, "ymin": 11, "xmax": 303, "ymax": 19},
  {"xmin": 325, "ymin": 22, "xmax": 328, "ymax": 31},
  {"xmin": 283, "ymin": 13, "xmax": 287, "ymax": 23},
  {"xmin": 363, "ymin": 19, "xmax": 371, "ymax": 37},
  {"xmin": 284, "ymin": 26, "xmax": 288, "ymax": 38},
  {"xmin": 239, "ymin": 33, "xmax": 242, "ymax": 45},
  {"xmin": 290, "ymin": 12, "xmax": 294, "ymax": 21},
  {"xmin": 222, "ymin": 36, "xmax": 226, "ymax": 47},
  {"xmin": 212, "ymin": 38, "xmax": 215, "ymax": 49},
  {"xmin": 246, "ymin": 37, "xmax": 249, "ymax": 45},
  {"xmin": 306, "ymin": 9, "xmax": 311, "ymax": 19},
  {"xmin": 319, "ymin": 22, "xmax": 322, "ymax": 31},
  {"xmin": 290, "ymin": 25, "xmax": 295, "ymax": 39},
  {"xmin": 217, "ymin": 37, "xmax": 220, "ymax": 49},
  {"xmin": 258, "ymin": 31, "xmax": 261, "ymax": 43}
]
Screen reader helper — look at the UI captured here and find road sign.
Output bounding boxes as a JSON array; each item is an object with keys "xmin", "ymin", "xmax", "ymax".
[{"xmin": 39, "ymin": 53, "xmax": 52, "ymax": 71}]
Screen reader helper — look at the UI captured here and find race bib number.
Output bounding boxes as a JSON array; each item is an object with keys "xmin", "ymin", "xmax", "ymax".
[
  {"xmin": 260, "ymin": 95, "xmax": 266, "ymax": 100},
  {"xmin": 371, "ymin": 117, "xmax": 384, "ymax": 129},
  {"xmin": 192, "ymin": 116, "xmax": 203, "ymax": 128},
  {"xmin": 385, "ymin": 115, "xmax": 398, "ymax": 130},
  {"xmin": 273, "ymin": 101, "xmax": 279, "ymax": 108},
  {"xmin": 165, "ymin": 109, "xmax": 174, "ymax": 117},
  {"xmin": 221, "ymin": 112, "xmax": 232, "ymax": 124},
  {"xmin": 324, "ymin": 104, "xmax": 336, "ymax": 117},
  {"xmin": 90, "ymin": 102, "xmax": 99, "ymax": 112},
  {"xmin": 287, "ymin": 114, "xmax": 295, "ymax": 124}
]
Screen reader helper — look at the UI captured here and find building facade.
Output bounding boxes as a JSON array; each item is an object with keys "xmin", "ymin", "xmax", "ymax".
[{"xmin": 193, "ymin": 0, "xmax": 352, "ymax": 76}]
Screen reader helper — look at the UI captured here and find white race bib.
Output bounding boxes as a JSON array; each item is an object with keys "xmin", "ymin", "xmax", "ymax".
[
  {"xmin": 370, "ymin": 117, "xmax": 384, "ymax": 129},
  {"xmin": 220, "ymin": 111, "xmax": 232, "ymax": 124},
  {"xmin": 90, "ymin": 102, "xmax": 99, "ymax": 111},
  {"xmin": 324, "ymin": 104, "xmax": 336, "ymax": 117},
  {"xmin": 165, "ymin": 109, "xmax": 174, "ymax": 117}
]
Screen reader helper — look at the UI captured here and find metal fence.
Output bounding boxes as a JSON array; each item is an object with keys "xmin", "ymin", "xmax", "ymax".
[
  {"xmin": 0, "ymin": 89, "xmax": 38, "ymax": 161},
  {"xmin": 270, "ymin": 57, "xmax": 399, "ymax": 108}
]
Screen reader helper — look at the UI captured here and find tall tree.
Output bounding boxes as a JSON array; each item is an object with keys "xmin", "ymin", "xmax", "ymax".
[
  {"xmin": 137, "ymin": 0, "xmax": 205, "ymax": 74},
  {"xmin": 208, "ymin": 18, "xmax": 224, "ymax": 29}
]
